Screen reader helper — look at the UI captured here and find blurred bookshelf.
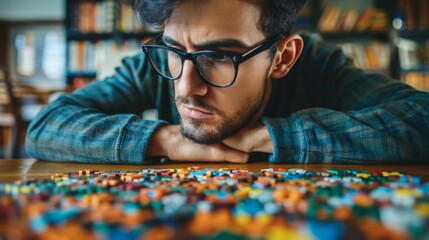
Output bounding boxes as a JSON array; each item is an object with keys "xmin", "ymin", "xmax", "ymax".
[
  {"xmin": 65, "ymin": 0, "xmax": 429, "ymax": 91},
  {"xmin": 64, "ymin": 0, "xmax": 158, "ymax": 89},
  {"xmin": 296, "ymin": 0, "xmax": 429, "ymax": 91},
  {"xmin": 391, "ymin": 0, "xmax": 429, "ymax": 90}
]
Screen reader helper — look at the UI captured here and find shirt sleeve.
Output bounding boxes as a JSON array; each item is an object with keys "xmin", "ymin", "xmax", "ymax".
[
  {"xmin": 25, "ymin": 54, "xmax": 171, "ymax": 164},
  {"xmin": 261, "ymin": 33, "xmax": 429, "ymax": 164}
]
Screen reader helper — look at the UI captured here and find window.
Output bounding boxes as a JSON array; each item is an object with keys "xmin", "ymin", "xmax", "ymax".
[{"xmin": 9, "ymin": 24, "xmax": 65, "ymax": 88}]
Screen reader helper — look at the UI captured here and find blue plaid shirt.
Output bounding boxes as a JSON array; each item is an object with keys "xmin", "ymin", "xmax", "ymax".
[{"xmin": 26, "ymin": 32, "xmax": 429, "ymax": 164}]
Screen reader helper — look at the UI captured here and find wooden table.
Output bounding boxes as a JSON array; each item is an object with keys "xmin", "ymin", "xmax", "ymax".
[{"xmin": 1, "ymin": 158, "xmax": 429, "ymax": 182}]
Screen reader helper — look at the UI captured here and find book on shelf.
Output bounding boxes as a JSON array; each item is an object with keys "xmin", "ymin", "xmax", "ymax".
[
  {"xmin": 118, "ymin": 1, "xmax": 144, "ymax": 33},
  {"xmin": 317, "ymin": 6, "xmax": 341, "ymax": 32},
  {"xmin": 68, "ymin": 0, "xmax": 115, "ymax": 33},
  {"xmin": 402, "ymin": 73, "xmax": 429, "ymax": 91},
  {"xmin": 67, "ymin": 0, "xmax": 158, "ymax": 34},
  {"xmin": 418, "ymin": 0, "xmax": 429, "ymax": 29},
  {"xmin": 68, "ymin": 39, "xmax": 142, "ymax": 78},
  {"xmin": 68, "ymin": 41, "xmax": 96, "ymax": 72},
  {"xmin": 397, "ymin": 0, "xmax": 429, "ymax": 30},
  {"xmin": 339, "ymin": 41, "xmax": 390, "ymax": 71},
  {"xmin": 395, "ymin": 38, "xmax": 429, "ymax": 70},
  {"xmin": 340, "ymin": 9, "xmax": 360, "ymax": 32},
  {"xmin": 318, "ymin": 7, "xmax": 388, "ymax": 32}
]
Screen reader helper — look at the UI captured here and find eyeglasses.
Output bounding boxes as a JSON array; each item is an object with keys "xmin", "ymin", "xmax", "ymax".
[{"xmin": 141, "ymin": 33, "xmax": 284, "ymax": 88}]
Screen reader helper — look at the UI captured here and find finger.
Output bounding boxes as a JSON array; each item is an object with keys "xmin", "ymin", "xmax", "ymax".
[
  {"xmin": 167, "ymin": 142, "xmax": 222, "ymax": 162},
  {"xmin": 222, "ymin": 123, "xmax": 262, "ymax": 153},
  {"xmin": 212, "ymin": 144, "xmax": 249, "ymax": 163},
  {"xmin": 169, "ymin": 142, "xmax": 248, "ymax": 163},
  {"xmin": 224, "ymin": 154, "xmax": 249, "ymax": 163},
  {"xmin": 222, "ymin": 132, "xmax": 252, "ymax": 153}
]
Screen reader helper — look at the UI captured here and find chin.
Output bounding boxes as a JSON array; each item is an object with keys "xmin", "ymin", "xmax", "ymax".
[
  {"xmin": 180, "ymin": 122, "xmax": 224, "ymax": 145},
  {"xmin": 179, "ymin": 117, "xmax": 245, "ymax": 145}
]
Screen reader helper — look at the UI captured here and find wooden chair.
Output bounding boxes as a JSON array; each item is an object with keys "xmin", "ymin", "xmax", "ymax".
[{"xmin": 0, "ymin": 67, "xmax": 25, "ymax": 158}]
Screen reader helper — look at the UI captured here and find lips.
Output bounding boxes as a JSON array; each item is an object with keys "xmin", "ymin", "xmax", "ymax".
[{"xmin": 179, "ymin": 103, "xmax": 215, "ymax": 120}]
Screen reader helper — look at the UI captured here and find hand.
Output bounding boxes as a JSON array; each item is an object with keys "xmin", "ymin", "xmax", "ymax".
[
  {"xmin": 222, "ymin": 122, "xmax": 273, "ymax": 154},
  {"xmin": 147, "ymin": 125, "xmax": 249, "ymax": 163}
]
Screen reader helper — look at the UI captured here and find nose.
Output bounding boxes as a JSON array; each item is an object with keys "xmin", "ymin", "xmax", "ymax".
[{"xmin": 176, "ymin": 60, "xmax": 208, "ymax": 98}]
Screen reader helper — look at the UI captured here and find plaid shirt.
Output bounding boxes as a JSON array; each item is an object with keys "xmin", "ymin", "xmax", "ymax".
[{"xmin": 26, "ymin": 32, "xmax": 429, "ymax": 164}]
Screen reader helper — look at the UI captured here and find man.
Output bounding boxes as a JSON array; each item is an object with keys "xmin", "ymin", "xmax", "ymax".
[{"xmin": 26, "ymin": 0, "xmax": 429, "ymax": 164}]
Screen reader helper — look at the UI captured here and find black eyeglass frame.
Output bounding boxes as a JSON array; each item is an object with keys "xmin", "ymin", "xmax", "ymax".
[{"xmin": 141, "ymin": 33, "xmax": 285, "ymax": 88}]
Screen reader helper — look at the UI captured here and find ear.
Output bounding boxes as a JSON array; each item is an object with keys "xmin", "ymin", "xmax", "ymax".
[{"xmin": 269, "ymin": 34, "xmax": 304, "ymax": 79}]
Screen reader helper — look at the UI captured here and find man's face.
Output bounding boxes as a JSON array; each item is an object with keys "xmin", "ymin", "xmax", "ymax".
[{"xmin": 164, "ymin": 0, "xmax": 274, "ymax": 144}]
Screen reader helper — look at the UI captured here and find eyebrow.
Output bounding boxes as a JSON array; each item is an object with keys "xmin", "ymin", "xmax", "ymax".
[{"xmin": 162, "ymin": 35, "xmax": 251, "ymax": 50}]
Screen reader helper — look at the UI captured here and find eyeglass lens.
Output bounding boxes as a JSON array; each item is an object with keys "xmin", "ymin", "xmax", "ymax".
[{"xmin": 148, "ymin": 48, "xmax": 236, "ymax": 87}]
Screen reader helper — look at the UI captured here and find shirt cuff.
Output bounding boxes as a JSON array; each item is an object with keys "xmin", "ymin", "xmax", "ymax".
[
  {"xmin": 117, "ymin": 117, "xmax": 168, "ymax": 164},
  {"xmin": 260, "ymin": 117, "xmax": 301, "ymax": 163}
]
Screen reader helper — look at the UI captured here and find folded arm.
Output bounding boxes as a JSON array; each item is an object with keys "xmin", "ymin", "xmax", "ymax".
[
  {"xmin": 225, "ymin": 33, "xmax": 429, "ymax": 163},
  {"xmin": 25, "ymin": 55, "xmax": 170, "ymax": 164}
]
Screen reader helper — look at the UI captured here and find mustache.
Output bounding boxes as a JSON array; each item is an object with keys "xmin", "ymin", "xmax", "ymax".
[{"xmin": 175, "ymin": 97, "xmax": 221, "ymax": 115}]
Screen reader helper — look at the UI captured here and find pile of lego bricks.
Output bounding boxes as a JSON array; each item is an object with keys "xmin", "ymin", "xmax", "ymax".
[{"xmin": 0, "ymin": 167, "xmax": 428, "ymax": 240}]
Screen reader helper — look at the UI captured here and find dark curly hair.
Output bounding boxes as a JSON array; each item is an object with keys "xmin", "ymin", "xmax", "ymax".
[
  {"xmin": 126, "ymin": 0, "xmax": 306, "ymax": 57},
  {"xmin": 126, "ymin": 0, "xmax": 306, "ymax": 37}
]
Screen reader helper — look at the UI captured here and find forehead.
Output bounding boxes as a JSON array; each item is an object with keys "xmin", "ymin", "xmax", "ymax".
[{"xmin": 164, "ymin": 0, "xmax": 265, "ymax": 45}]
